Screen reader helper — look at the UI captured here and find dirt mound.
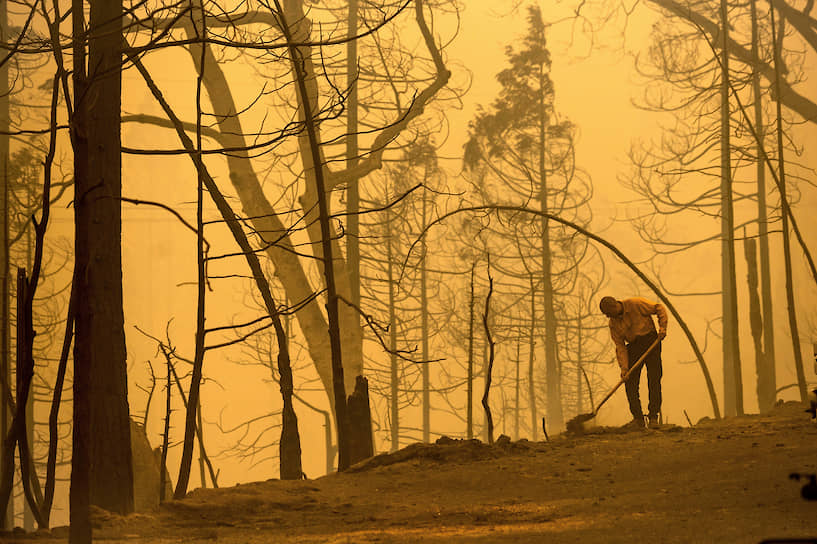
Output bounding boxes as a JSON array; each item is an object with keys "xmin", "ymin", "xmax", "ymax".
[
  {"xmin": 347, "ymin": 434, "xmax": 541, "ymax": 472},
  {"xmin": 690, "ymin": 400, "xmax": 810, "ymax": 430}
]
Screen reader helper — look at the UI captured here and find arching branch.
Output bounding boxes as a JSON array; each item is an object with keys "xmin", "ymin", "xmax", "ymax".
[{"xmin": 406, "ymin": 205, "xmax": 721, "ymax": 419}]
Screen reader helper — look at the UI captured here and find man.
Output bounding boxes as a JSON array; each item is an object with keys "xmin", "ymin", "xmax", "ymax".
[{"xmin": 600, "ymin": 295, "xmax": 668, "ymax": 429}]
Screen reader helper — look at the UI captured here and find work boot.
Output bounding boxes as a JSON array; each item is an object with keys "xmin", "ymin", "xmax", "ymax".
[
  {"xmin": 621, "ymin": 416, "xmax": 645, "ymax": 429},
  {"xmin": 648, "ymin": 415, "xmax": 659, "ymax": 428}
]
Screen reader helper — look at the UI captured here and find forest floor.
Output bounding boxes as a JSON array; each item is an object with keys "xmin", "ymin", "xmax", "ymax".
[{"xmin": 3, "ymin": 400, "xmax": 817, "ymax": 543}]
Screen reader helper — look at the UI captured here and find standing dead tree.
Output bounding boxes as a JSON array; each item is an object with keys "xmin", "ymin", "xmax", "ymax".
[
  {"xmin": 127, "ymin": 0, "xmax": 456, "ymax": 471},
  {"xmin": 128, "ymin": 46, "xmax": 304, "ymax": 486},
  {"xmin": 463, "ymin": 6, "xmax": 597, "ymax": 431},
  {"xmin": 481, "ymin": 257, "xmax": 495, "ymax": 445}
]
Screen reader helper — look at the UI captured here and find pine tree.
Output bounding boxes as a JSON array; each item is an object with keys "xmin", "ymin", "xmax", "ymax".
[{"xmin": 464, "ymin": 5, "xmax": 597, "ymax": 433}]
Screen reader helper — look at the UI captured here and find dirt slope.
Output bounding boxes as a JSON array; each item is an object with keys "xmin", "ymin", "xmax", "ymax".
[{"xmin": 3, "ymin": 401, "xmax": 816, "ymax": 543}]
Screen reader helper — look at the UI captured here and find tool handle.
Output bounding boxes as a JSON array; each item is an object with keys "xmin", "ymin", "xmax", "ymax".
[{"xmin": 594, "ymin": 337, "xmax": 661, "ymax": 415}]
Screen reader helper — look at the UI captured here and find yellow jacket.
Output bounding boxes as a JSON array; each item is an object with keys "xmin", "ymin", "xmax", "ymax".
[{"xmin": 608, "ymin": 297, "xmax": 668, "ymax": 369}]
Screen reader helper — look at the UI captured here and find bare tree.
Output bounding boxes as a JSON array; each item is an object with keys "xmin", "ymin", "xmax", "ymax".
[
  {"xmin": 623, "ymin": 0, "xmax": 812, "ymax": 414},
  {"xmin": 481, "ymin": 258, "xmax": 495, "ymax": 444},
  {"xmin": 129, "ymin": 0, "xmax": 456, "ymax": 470},
  {"xmin": 71, "ymin": 2, "xmax": 133, "ymax": 542},
  {"xmin": 718, "ymin": 0, "xmax": 743, "ymax": 416},
  {"xmin": 462, "ymin": 5, "xmax": 596, "ymax": 431}
]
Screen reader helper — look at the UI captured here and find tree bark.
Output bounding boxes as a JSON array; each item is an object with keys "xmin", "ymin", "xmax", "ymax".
[
  {"xmin": 72, "ymin": 1, "xmax": 133, "ymax": 540},
  {"xmin": 576, "ymin": 311, "xmax": 583, "ymax": 415},
  {"xmin": 467, "ymin": 263, "xmax": 475, "ymax": 440},
  {"xmin": 528, "ymin": 275, "xmax": 537, "ymax": 440},
  {"xmin": 744, "ymin": 238, "xmax": 766, "ymax": 411},
  {"xmin": 159, "ymin": 349, "xmax": 170, "ymax": 503},
  {"xmin": 346, "ymin": 0, "xmax": 360, "ymax": 310},
  {"xmin": 86, "ymin": 0, "xmax": 133, "ymax": 511},
  {"xmin": 346, "ymin": 376, "xmax": 373, "ymax": 464},
  {"xmin": 770, "ymin": 5, "xmax": 807, "ymax": 401},
  {"xmin": 719, "ymin": 0, "xmax": 743, "ymax": 416},
  {"xmin": 197, "ymin": 402, "xmax": 206, "ymax": 488},
  {"xmin": 481, "ymin": 261, "xmax": 495, "ymax": 444},
  {"xmin": 538, "ymin": 67, "xmax": 563, "ymax": 432},
  {"xmin": 0, "ymin": 0, "xmax": 11, "ymax": 528},
  {"xmin": 69, "ymin": 0, "xmax": 91, "ymax": 538},
  {"xmin": 43, "ymin": 284, "xmax": 74, "ymax": 526},
  {"xmin": 514, "ymin": 337, "xmax": 520, "ymax": 440},
  {"xmin": 14, "ymin": 269, "xmax": 45, "ymax": 529},
  {"xmin": 750, "ymin": 0, "xmax": 776, "ymax": 413},
  {"xmin": 175, "ymin": 1, "xmax": 207, "ymax": 500},
  {"xmin": 386, "ymin": 199, "xmax": 399, "ymax": 452},
  {"xmin": 421, "ymin": 190, "xmax": 430, "ymax": 443},
  {"xmin": 0, "ymin": 269, "xmax": 47, "ymax": 529},
  {"xmin": 540, "ymin": 206, "xmax": 562, "ymax": 431}
]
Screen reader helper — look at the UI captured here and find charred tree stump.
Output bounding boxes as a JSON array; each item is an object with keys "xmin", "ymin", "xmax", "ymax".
[
  {"xmin": 346, "ymin": 375, "xmax": 373, "ymax": 466},
  {"xmin": 278, "ymin": 350, "xmax": 302, "ymax": 480}
]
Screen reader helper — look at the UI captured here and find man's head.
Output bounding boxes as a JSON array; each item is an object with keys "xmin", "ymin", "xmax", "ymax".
[{"xmin": 599, "ymin": 296, "xmax": 623, "ymax": 318}]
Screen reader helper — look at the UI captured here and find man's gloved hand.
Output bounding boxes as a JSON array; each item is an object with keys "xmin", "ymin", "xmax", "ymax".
[{"xmin": 620, "ymin": 366, "xmax": 628, "ymax": 378}]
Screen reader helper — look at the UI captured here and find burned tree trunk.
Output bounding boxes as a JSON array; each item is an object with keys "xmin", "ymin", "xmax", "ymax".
[
  {"xmin": 770, "ymin": 4, "xmax": 807, "ymax": 402},
  {"xmin": 481, "ymin": 260, "xmax": 495, "ymax": 445},
  {"xmin": 467, "ymin": 263, "xmax": 475, "ymax": 440},
  {"xmin": 347, "ymin": 375, "xmax": 373, "ymax": 465},
  {"xmin": 744, "ymin": 238, "xmax": 768, "ymax": 411},
  {"xmin": 130, "ymin": 51, "xmax": 302, "ymax": 485},
  {"xmin": 749, "ymin": 0, "xmax": 776, "ymax": 413},
  {"xmin": 719, "ymin": 0, "xmax": 743, "ymax": 416},
  {"xmin": 0, "ymin": 0, "xmax": 10, "ymax": 528},
  {"xmin": 72, "ymin": 4, "xmax": 133, "ymax": 541}
]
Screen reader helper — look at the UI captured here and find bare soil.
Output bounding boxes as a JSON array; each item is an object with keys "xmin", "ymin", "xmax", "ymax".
[{"xmin": 3, "ymin": 401, "xmax": 816, "ymax": 543}]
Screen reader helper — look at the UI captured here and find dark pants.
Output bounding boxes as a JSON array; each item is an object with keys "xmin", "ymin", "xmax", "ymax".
[{"xmin": 624, "ymin": 331, "xmax": 662, "ymax": 420}]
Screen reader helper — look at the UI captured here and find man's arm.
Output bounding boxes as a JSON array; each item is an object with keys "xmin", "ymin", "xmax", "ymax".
[{"xmin": 653, "ymin": 303, "xmax": 668, "ymax": 339}]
